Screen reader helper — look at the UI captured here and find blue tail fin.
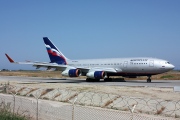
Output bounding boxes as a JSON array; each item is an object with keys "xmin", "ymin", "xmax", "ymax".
[{"xmin": 43, "ymin": 37, "xmax": 68, "ymax": 65}]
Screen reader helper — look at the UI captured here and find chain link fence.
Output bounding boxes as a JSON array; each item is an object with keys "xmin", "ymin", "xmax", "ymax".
[{"xmin": 0, "ymin": 84, "xmax": 179, "ymax": 120}]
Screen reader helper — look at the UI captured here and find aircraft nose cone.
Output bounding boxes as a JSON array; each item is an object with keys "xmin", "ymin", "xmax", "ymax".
[{"xmin": 169, "ymin": 64, "xmax": 175, "ymax": 70}]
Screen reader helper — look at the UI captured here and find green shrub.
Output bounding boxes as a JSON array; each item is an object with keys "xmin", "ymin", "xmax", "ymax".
[
  {"xmin": 0, "ymin": 112, "xmax": 28, "ymax": 120},
  {"xmin": 0, "ymin": 102, "xmax": 29, "ymax": 120}
]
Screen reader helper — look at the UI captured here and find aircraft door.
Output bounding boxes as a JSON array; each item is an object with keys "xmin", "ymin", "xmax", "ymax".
[
  {"xmin": 149, "ymin": 60, "xmax": 154, "ymax": 67},
  {"xmin": 123, "ymin": 61, "xmax": 128, "ymax": 68}
]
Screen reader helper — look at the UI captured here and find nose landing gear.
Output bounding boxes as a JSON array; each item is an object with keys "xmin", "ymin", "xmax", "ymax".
[{"xmin": 147, "ymin": 76, "xmax": 151, "ymax": 83}]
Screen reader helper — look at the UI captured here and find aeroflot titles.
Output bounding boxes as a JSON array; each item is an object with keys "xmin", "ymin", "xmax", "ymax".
[{"xmin": 130, "ymin": 59, "xmax": 148, "ymax": 61}]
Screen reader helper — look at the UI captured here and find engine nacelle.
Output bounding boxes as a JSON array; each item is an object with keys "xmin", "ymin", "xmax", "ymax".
[
  {"xmin": 62, "ymin": 69, "xmax": 81, "ymax": 77},
  {"xmin": 86, "ymin": 71, "xmax": 106, "ymax": 79}
]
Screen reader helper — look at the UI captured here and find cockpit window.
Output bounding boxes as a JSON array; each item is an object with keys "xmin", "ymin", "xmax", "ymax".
[{"xmin": 165, "ymin": 62, "xmax": 170, "ymax": 64}]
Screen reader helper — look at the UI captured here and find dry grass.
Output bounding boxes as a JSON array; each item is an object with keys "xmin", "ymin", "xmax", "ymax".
[
  {"xmin": 123, "ymin": 108, "xmax": 129, "ymax": 111},
  {"xmin": 175, "ymin": 114, "xmax": 180, "ymax": 118},
  {"xmin": 0, "ymin": 71, "xmax": 62, "ymax": 78},
  {"xmin": 138, "ymin": 109, "xmax": 143, "ymax": 113},
  {"xmin": 0, "ymin": 70, "xmax": 180, "ymax": 80},
  {"xmin": 17, "ymin": 87, "xmax": 26, "ymax": 93},
  {"xmin": 102, "ymin": 96, "xmax": 120, "ymax": 108},
  {"xmin": 40, "ymin": 89, "xmax": 54, "ymax": 97},
  {"xmin": 64, "ymin": 93, "xmax": 78, "ymax": 102},
  {"xmin": 53, "ymin": 93, "xmax": 61, "ymax": 100},
  {"xmin": 42, "ymin": 97, "xmax": 50, "ymax": 100},
  {"xmin": 156, "ymin": 106, "xmax": 166, "ymax": 114},
  {"xmin": 25, "ymin": 88, "xmax": 39, "ymax": 96}
]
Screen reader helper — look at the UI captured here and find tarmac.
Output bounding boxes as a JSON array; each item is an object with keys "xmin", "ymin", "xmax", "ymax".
[{"xmin": 0, "ymin": 76, "xmax": 180, "ymax": 88}]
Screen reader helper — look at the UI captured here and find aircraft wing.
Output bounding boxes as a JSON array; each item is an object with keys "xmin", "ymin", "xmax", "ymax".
[
  {"xmin": 5, "ymin": 54, "xmax": 68, "ymax": 70},
  {"xmin": 5, "ymin": 54, "xmax": 120, "ymax": 73}
]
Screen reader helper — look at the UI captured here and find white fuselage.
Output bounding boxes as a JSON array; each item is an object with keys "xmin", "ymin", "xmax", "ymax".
[{"xmin": 66, "ymin": 57, "xmax": 174, "ymax": 77}]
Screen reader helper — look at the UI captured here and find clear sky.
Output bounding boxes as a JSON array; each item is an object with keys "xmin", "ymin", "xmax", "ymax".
[{"xmin": 0, "ymin": 0, "xmax": 180, "ymax": 70}]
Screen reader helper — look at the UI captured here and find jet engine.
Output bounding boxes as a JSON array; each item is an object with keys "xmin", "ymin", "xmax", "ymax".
[
  {"xmin": 86, "ymin": 71, "xmax": 106, "ymax": 79},
  {"xmin": 62, "ymin": 69, "xmax": 81, "ymax": 77}
]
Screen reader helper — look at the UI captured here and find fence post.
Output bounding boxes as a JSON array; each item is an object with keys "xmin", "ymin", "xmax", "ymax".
[
  {"xmin": 3, "ymin": 83, "xmax": 7, "ymax": 93},
  {"xmin": 68, "ymin": 98, "xmax": 77, "ymax": 120},
  {"xmin": 33, "ymin": 91, "xmax": 41, "ymax": 120},
  {"xmin": 129, "ymin": 104, "xmax": 136, "ymax": 120},
  {"xmin": 10, "ymin": 92, "xmax": 17, "ymax": 115},
  {"xmin": 37, "ymin": 98, "xmax": 38, "ymax": 120},
  {"xmin": 122, "ymin": 99, "xmax": 137, "ymax": 120}
]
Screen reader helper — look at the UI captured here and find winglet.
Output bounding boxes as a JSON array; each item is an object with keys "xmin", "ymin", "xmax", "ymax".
[{"xmin": 5, "ymin": 54, "xmax": 15, "ymax": 63}]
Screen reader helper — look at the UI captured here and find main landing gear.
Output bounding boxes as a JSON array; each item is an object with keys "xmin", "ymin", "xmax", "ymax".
[
  {"xmin": 104, "ymin": 76, "xmax": 112, "ymax": 82},
  {"xmin": 86, "ymin": 78, "xmax": 100, "ymax": 82},
  {"xmin": 147, "ymin": 76, "xmax": 151, "ymax": 83},
  {"xmin": 86, "ymin": 76, "xmax": 113, "ymax": 82}
]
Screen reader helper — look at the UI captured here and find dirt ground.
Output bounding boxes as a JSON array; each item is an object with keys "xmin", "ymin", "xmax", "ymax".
[
  {"xmin": 0, "ymin": 80, "xmax": 179, "ymax": 101},
  {"xmin": 0, "ymin": 71, "xmax": 180, "ymax": 101},
  {"xmin": 1, "ymin": 71, "xmax": 180, "ymax": 119}
]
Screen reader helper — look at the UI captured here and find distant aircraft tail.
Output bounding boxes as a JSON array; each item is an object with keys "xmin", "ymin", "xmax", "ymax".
[
  {"xmin": 43, "ymin": 37, "xmax": 68, "ymax": 65},
  {"xmin": 5, "ymin": 54, "xmax": 15, "ymax": 63}
]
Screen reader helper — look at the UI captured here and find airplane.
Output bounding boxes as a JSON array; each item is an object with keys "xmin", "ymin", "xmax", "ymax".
[{"xmin": 5, "ymin": 37, "xmax": 175, "ymax": 83}]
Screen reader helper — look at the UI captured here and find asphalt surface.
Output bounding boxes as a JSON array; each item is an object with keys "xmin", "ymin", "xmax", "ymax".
[{"xmin": 0, "ymin": 76, "xmax": 180, "ymax": 87}]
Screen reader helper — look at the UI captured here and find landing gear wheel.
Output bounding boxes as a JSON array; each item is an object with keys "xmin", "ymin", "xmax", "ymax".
[
  {"xmin": 104, "ymin": 78, "xmax": 112, "ymax": 82},
  {"xmin": 147, "ymin": 76, "xmax": 152, "ymax": 83},
  {"xmin": 94, "ymin": 79, "xmax": 100, "ymax": 82},
  {"xmin": 147, "ymin": 79, "xmax": 151, "ymax": 83},
  {"xmin": 86, "ymin": 78, "xmax": 91, "ymax": 82},
  {"xmin": 86, "ymin": 78, "xmax": 100, "ymax": 82}
]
